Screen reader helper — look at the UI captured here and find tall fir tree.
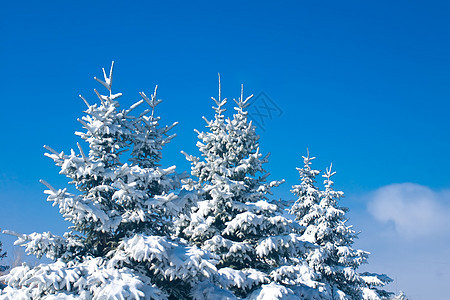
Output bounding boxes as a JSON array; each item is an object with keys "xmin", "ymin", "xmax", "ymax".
[
  {"xmin": 290, "ymin": 153, "xmax": 392, "ymax": 300},
  {"xmin": 0, "ymin": 63, "xmax": 220, "ymax": 300},
  {"xmin": 179, "ymin": 82, "xmax": 320, "ymax": 299}
]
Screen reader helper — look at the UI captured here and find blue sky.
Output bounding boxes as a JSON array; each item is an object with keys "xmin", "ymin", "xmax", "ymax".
[{"xmin": 1, "ymin": 1, "xmax": 450, "ymax": 298}]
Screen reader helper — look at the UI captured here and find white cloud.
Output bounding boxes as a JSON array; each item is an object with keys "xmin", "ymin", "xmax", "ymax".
[
  {"xmin": 368, "ymin": 183, "xmax": 450, "ymax": 238},
  {"xmin": 352, "ymin": 183, "xmax": 450, "ymax": 299}
]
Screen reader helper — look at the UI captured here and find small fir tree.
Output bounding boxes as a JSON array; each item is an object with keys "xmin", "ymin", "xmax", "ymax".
[
  {"xmin": 0, "ymin": 240, "xmax": 9, "ymax": 290},
  {"xmin": 0, "ymin": 241, "xmax": 8, "ymax": 274},
  {"xmin": 290, "ymin": 153, "xmax": 392, "ymax": 300},
  {"xmin": 0, "ymin": 63, "xmax": 219, "ymax": 299},
  {"xmin": 289, "ymin": 151, "xmax": 321, "ymax": 231},
  {"xmin": 390, "ymin": 291, "xmax": 408, "ymax": 300},
  {"xmin": 179, "ymin": 82, "xmax": 319, "ymax": 299}
]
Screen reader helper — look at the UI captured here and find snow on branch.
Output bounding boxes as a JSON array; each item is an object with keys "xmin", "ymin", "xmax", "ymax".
[{"xmin": 94, "ymin": 61, "xmax": 114, "ymax": 92}]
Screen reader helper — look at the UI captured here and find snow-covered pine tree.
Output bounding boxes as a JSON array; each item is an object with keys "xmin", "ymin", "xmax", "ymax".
[
  {"xmin": 290, "ymin": 153, "xmax": 392, "ymax": 300},
  {"xmin": 179, "ymin": 82, "xmax": 319, "ymax": 299},
  {"xmin": 0, "ymin": 240, "xmax": 8, "ymax": 274},
  {"xmin": 390, "ymin": 291, "xmax": 408, "ymax": 300},
  {"xmin": 0, "ymin": 63, "xmax": 219, "ymax": 300},
  {"xmin": 0, "ymin": 239, "xmax": 9, "ymax": 291},
  {"xmin": 289, "ymin": 151, "xmax": 321, "ymax": 232}
]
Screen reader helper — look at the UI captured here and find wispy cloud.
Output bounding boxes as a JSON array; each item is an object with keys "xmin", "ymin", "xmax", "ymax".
[{"xmin": 367, "ymin": 183, "xmax": 450, "ymax": 239}]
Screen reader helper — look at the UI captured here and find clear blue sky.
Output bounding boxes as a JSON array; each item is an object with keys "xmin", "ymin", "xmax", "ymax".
[{"xmin": 1, "ymin": 1, "xmax": 450, "ymax": 298}]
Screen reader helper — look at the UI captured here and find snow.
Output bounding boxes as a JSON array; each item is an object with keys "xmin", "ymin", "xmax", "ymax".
[
  {"xmin": 248, "ymin": 283, "xmax": 297, "ymax": 300},
  {"xmin": 0, "ymin": 64, "xmax": 396, "ymax": 299},
  {"xmin": 218, "ymin": 268, "xmax": 268, "ymax": 290}
]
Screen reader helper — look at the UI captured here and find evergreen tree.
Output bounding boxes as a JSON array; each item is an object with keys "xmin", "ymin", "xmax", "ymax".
[
  {"xmin": 0, "ymin": 240, "xmax": 9, "ymax": 290},
  {"xmin": 390, "ymin": 291, "xmax": 408, "ymax": 300},
  {"xmin": 0, "ymin": 241, "xmax": 7, "ymax": 274},
  {"xmin": 179, "ymin": 82, "xmax": 319, "ymax": 299},
  {"xmin": 290, "ymin": 153, "xmax": 392, "ymax": 300},
  {"xmin": 0, "ymin": 63, "xmax": 219, "ymax": 299},
  {"xmin": 289, "ymin": 151, "xmax": 321, "ymax": 231}
]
